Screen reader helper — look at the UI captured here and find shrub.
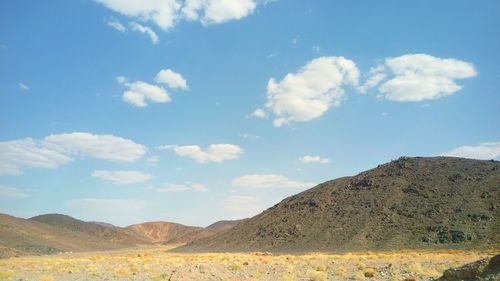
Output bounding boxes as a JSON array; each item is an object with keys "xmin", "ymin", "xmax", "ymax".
[
  {"xmin": 0, "ymin": 270, "xmax": 14, "ymax": 280},
  {"xmin": 307, "ymin": 270, "xmax": 327, "ymax": 281}
]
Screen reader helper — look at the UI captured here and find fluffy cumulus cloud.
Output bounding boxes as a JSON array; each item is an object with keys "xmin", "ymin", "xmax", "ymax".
[
  {"xmin": 232, "ymin": 174, "xmax": 315, "ymax": 189},
  {"xmin": 299, "ymin": 155, "xmax": 330, "ymax": 164},
  {"xmin": 95, "ymin": 0, "xmax": 181, "ymax": 30},
  {"xmin": 261, "ymin": 56, "xmax": 360, "ymax": 127},
  {"xmin": 250, "ymin": 108, "xmax": 266, "ymax": 119},
  {"xmin": 96, "ymin": 0, "xmax": 261, "ymax": 32},
  {"xmin": 155, "ymin": 182, "xmax": 207, "ymax": 192},
  {"xmin": 160, "ymin": 144, "xmax": 243, "ymax": 163},
  {"xmin": 363, "ymin": 54, "xmax": 477, "ymax": 101},
  {"xmin": 441, "ymin": 142, "xmax": 500, "ymax": 160},
  {"xmin": 118, "ymin": 68, "xmax": 187, "ymax": 107},
  {"xmin": 155, "ymin": 69, "xmax": 189, "ymax": 90},
  {"xmin": 182, "ymin": 0, "xmax": 256, "ymax": 25},
  {"xmin": 0, "ymin": 132, "xmax": 147, "ymax": 176},
  {"xmin": 121, "ymin": 81, "xmax": 170, "ymax": 107},
  {"xmin": 92, "ymin": 170, "xmax": 154, "ymax": 185},
  {"xmin": 0, "ymin": 185, "xmax": 30, "ymax": 198}
]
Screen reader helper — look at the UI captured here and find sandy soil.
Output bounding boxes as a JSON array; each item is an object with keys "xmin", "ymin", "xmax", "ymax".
[{"xmin": 0, "ymin": 246, "xmax": 496, "ymax": 281}]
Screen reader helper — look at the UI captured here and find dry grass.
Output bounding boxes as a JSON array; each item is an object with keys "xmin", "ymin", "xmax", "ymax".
[{"xmin": 0, "ymin": 246, "xmax": 495, "ymax": 281}]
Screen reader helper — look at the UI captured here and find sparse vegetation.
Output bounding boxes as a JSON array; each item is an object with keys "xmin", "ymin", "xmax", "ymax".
[
  {"xmin": 0, "ymin": 246, "xmax": 494, "ymax": 280},
  {"xmin": 0, "ymin": 270, "xmax": 14, "ymax": 280}
]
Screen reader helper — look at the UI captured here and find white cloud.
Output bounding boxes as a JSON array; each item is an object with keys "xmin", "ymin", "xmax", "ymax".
[
  {"xmin": 0, "ymin": 138, "xmax": 72, "ymax": 176},
  {"xmin": 299, "ymin": 155, "xmax": 330, "ymax": 164},
  {"xmin": 441, "ymin": 142, "xmax": 500, "ymax": 160},
  {"xmin": 263, "ymin": 56, "xmax": 360, "ymax": 127},
  {"xmin": 42, "ymin": 132, "xmax": 147, "ymax": 162},
  {"xmin": 0, "ymin": 185, "xmax": 30, "ymax": 198},
  {"xmin": 189, "ymin": 0, "xmax": 257, "ymax": 25},
  {"xmin": 165, "ymin": 144, "xmax": 243, "ymax": 163},
  {"xmin": 155, "ymin": 69, "xmax": 188, "ymax": 90},
  {"xmin": 106, "ymin": 17, "xmax": 127, "ymax": 32},
  {"xmin": 147, "ymin": 156, "xmax": 160, "ymax": 165},
  {"xmin": 95, "ymin": 0, "xmax": 181, "ymax": 30},
  {"xmin": 130, "ymin": 22, "xmax": 159, "ymax": 44},
  {"xmin": 232, "ymin": 174, "xmax": 315, "ymax": 189},
  {"xmin": 239, "ymin": 133, "xmax": 259, "ymax": 139},
  {"xmin": 18, "ymin": 83, "xmax": 29, "ymax": 91},
  {"xmin": 96, "ymin": 0, "xmax": 261, "ymax": 31},
  {"xmin": 121, "ymin": 81, "xmax": 171, "ymax": 107},
  {"xmin": 1, "ymin": 133, "xmax": 146, "ymax": 176},
  {"xmin": 116, "ymin": 76, "xmax": 128, "ymax": 84},
  {"xmin": 155, "ymin": 182, "xmax": 207, "ymax": 192},
  {"xmin": 250, "ymin": 108, "xmax": 267, "ymax": 119},
  {"xmin": 358, "ymin": 64, "xmax": 387, "ymax": 93},
  {"xmin": 223, "ymin": 195, "xmax": 263, "ymax": 218},
  {"xmin": 92, "ymin": 170, "xmax": 154, "ymax": 185},
  {"xmin": 377, "ymin": 54, "xmax": 477, "ymax": 102}
]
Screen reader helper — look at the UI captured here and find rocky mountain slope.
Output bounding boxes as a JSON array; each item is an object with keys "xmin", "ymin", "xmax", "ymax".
[
  {"xmin": 206, "ymin": 219, "xmax": 245, "ymax": 232},
  {"xmin": 175, "ymin": 157, "xmax": 500, "ymax": 253}
]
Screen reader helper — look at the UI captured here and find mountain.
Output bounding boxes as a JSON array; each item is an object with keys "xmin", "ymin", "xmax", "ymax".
[
  {"xmin": 126, "ymin": 221, "xmax": 215, "ymax": 244},
  {"xmin": 206, "ymin": 219, "xmax": 245, "ymax": 232},
  {"xmin": 174, "ymin": 157, "xmax": 500, "ymax": 253},
  {"xmin": 0, "ymin": 214, "xmax": 222, "ymax": 258},
  {"xmin": 0, "ymin": 214, "xmax": 146, "ymax": 258},
  {"xmin": 88, "ymin": 221, "xmax": 116, "ymax": 228}
]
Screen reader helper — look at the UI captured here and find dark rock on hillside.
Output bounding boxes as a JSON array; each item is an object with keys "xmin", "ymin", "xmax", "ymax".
[{"xmin": 174, "ymin": 157, "xmax": 500, "ymax": 253}]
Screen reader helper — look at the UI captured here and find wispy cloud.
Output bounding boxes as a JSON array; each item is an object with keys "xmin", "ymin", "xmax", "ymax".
[
  {"xmin": 130, "ymin": 22, "xmax": 159, "ymax": 44},
  {"xmin": 106, "ymin": 17, "xmax": 127, "ymax": 32},
  {"xmin": 299, "ymin": 155, "xmax": 330, "ymax": 164},
  {"xmin": 0, "ymin": 185, "xmax": 30, "ymax": 198},
  {"xmin": 92, "ymin": 170, "xmax": 154, "ymax": 185},
  {"xmin": 232, "ymin": 174, "xmax": 315, "ymax": 189},
  {"xmin": 441, "ymin": 142, "xmax": 500, "ymax": 160},
  {"xmin": 18, "ymin": 83, "xmax": 29, "ymax": 91},
  {"xmin": 154, "ymin": 182, "xmax": 207, "ymax": 192}
]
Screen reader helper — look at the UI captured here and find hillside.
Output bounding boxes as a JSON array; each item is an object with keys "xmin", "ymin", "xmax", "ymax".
[
  {"xmin": 126, "ymin": 221, "xmax": 215, "ymax": 244},
  {"xmin": 206, "ymin": 219, "xmax": 245, "ymax": 233},
  {"xmin": 29, "ymin": 214, "xmax": 144, "ymax": 244},
  {"xmin": 174, "ymin": 157, "xmax": 500, "ymax": 253},
  {"xmin": 0, "ymin": 214, "xmax": 145, "ymax": 258}
]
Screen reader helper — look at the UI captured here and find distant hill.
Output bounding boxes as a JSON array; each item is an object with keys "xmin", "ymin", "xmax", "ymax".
[
  {"xmin": 88, "ymin": 221, "xmax": 116, "ymax": 228},
  {"xmin": 206, "ymin": 219, "xmax": 245, "ymax": 233},
  {"xmin": 0, "ymin": 214, "xmax": 221, "ymax": 258},
  {"xmin": 0, "ymin": 214, "xmax": 145, "ymax": 258},
  {"xmin": 174, "ymin": 157, "xmax": 500, "ymax": 253},
  {"xmin": 29, "ymin": 214, "xmax": 143, "ymax": 244},
  {"xmin": 126, "ymin": 222, "xmax": 215, "ymax": 244}
]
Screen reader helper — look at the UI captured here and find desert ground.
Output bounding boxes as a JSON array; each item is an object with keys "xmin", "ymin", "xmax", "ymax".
[{"xmin": 0, "ymin": 245, "xmax": 495, "ymax": 281}]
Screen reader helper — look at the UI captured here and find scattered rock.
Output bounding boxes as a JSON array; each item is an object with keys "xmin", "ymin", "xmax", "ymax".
[{"xmin": 435, "ymin": 254, "xmax": 499, "ymax": 281}]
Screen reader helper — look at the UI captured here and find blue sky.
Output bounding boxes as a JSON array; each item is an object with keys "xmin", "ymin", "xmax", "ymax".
[{"xmin": 0, "ymin": 0, "xmax": 499, "ymax": 227}]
